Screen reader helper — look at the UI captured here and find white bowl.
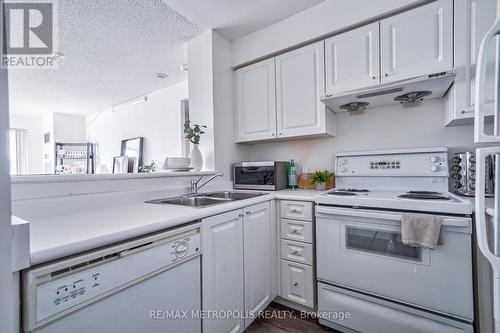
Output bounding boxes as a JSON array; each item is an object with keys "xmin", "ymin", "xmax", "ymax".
[{"xmin": 164, "ymin": 157, "xmax": 191, "ymax": 169}]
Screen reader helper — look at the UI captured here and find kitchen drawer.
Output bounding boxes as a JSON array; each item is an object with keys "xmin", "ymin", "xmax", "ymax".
[
  {"xmin": 281, "ymin": 239, "xmax": 313, "ymax": 265},
  {"xmin": 281, "ymin": 259, "xmax": 315, "ymax": 308},
  {"xmin": 318, "ymin": 283, "xmax": 473, "ymax": 333},
  {"xmin": 281, "ymin": 200, "xmax": 313, "ymax": 221},
  {"xmin": 281, "ymin": 219, "xmax": 313, "ymax": 243}
]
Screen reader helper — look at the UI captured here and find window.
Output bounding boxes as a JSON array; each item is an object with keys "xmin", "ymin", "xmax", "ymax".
[
  {"xmin": 346, "ymin": 226, "xmax": 422, "ymax": 261},
  {"xmin": 9, "ymin": 128, "xmax": 28, "ymax": 175}
]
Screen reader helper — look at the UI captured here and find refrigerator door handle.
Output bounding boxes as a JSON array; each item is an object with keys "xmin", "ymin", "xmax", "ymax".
[
  {"xmin": 475, "ymin": 19, "xmax": 500, "ymax": 143},
  {"xmin": 476, "ymin": 147, "xmax": 500, "ymax": 332}
]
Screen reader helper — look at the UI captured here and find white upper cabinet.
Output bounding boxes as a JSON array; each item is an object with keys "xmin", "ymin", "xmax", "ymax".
[
  {"xmin": 380, "ymin": 0, "xmax": 453, "ymax": 83},
  {"xmin": 445, "ymin": 0, "xmax": 497, "ymax": 126},
  {"xmin": 202, "ymin": 210, "xmax": 245, "ymax": 333},
  {"xmin": 243, "ymin": 202, "xmax": 272, "ymax": 328},
  {"xmin": 235, "ymin": 59, "xmax": 277, "ymax": 142},
  {"xmin": 325, "ymin": 22, "xmax": 381, "ymax": 95},
  {"xmin": 276, "ymin": 42, "xmax": 333, "ymax": 139}
]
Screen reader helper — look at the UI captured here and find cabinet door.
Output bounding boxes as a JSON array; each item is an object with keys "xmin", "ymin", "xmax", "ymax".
[
  {"xmin": 276, "ymin": 42, "xmax": 327, "ymax": 138},
  {"xmin": 281, "ymin": 259, "xmax": 314, "ymax": 308},
  {"xmin": 243, "ymin": 202, "xmax": 272, "ymax": 328},
  {"xmin": 380, "ymin": 0, "xmax": 453, "ymax": 83},
  {"xmin": 235, "ymin": 59, "xmax": 277, "ymax": 142},
  {"xmin": 202, "ymin": 210, "xmax": 244, "ymax": 333},
  {"xmin": 325, "ymin": 22, "xmax": 380, "ymax": 94},
  {"xmin": 453, "ymin": 0, "xmax": 497, "ymax": 121}
]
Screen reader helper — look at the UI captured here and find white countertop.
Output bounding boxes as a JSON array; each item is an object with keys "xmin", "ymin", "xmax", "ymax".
[{"xmin": 27, "ymin": 189, "xmax": 321, "ymax": 266}]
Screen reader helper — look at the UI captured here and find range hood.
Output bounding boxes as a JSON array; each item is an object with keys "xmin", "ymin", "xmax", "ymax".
[{"xmin": 321, "ymin": 71, "xmax": 456, "ymax": 113}]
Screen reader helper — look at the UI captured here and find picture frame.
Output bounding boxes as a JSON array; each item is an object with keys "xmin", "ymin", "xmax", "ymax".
[{"xmin": 112, "ymin": 156, "xmax": 128, "ymax": 174}]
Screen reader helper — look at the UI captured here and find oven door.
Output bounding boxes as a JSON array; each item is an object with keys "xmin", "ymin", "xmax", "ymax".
[
  {"xmin": 234, "ymin": 165, "xmax": 276, "ymax": 190},
  {"xmin": 316, "ymin": 205, "xmax": 473, "ymax": 321}
]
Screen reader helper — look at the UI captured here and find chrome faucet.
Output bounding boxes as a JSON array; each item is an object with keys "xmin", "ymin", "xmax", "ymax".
[{"xmin": 190, "ymin": 173, "xmax": 224, "ymax": 194}]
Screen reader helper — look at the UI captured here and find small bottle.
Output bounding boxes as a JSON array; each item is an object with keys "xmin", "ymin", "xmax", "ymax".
[{"xmin": 289, "ymin": 159, "xmax": 298, "ymax": 189}]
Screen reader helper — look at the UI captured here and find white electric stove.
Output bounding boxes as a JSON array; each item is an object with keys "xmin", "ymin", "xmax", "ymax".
[{"xmin": 315, "ymin": 148, "xmax": 475, "ymax": 333}]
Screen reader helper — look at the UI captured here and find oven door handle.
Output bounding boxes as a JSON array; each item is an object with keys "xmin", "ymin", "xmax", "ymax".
[{"xmin": 315, "ymin": 206, "xmax": 471, "ymax": 228}]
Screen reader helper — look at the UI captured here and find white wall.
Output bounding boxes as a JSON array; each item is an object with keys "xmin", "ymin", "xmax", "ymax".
[
  {"xmin": 231, "ymin": 0, "xmax": 427, "ymax": 66},
  {"xmin": 212, "ymin": 31, "xmax": 252, "ymax": 179},
  {"xmin": 86, "ymin": 81, "xmax": 188, "ymax": 173},
  {"xmin": 248, "ymin": 99, "xmax": 489, "ymax": 172},
  {"xmin": 9, "ymin": 114, "xmax": 44, "ymax": 174},
  {"xmin": 188, "ymin": 32, "xmax": 216, "ymax": 171},
  {"xmin": 0, "ymin": 2, "xmax": 17, "ymax": 331}
]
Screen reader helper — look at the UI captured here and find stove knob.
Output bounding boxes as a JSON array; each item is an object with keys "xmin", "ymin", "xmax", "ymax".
[
  {"xmin": 430, "ymin": 165, "xmax": 439, "ymax": 172},
  {"xmin": 430, "ymin": 156, "xmax": 439, "ymax": 163}
]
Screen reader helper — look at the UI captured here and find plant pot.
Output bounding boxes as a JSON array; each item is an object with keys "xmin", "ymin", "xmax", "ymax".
[
  {"xmin": 315, "ymin": 182, "xmax": 326, "ymax": 191},
  {"xmin": 190, "ymin": 144, "xmax": 203, "ymax": 172}
]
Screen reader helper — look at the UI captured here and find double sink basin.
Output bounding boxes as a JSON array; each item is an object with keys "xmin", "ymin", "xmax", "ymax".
[{"xmin": 146, "ymin": 191, "xmax": 265, "ymax": 208}]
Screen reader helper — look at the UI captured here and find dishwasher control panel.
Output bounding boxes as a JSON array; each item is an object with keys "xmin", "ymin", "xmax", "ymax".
[{"xmin": 25, "ymin": 228, "xmax": 201, "ymax": 331}]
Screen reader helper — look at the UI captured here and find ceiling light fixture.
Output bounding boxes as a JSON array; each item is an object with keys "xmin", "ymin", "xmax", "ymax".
[
  {"xmin": 155, "ymin": 72, "xmax": 169, "ymax": 79},
  {"xmin": 112, "ymin": 95, "xmax": 148, "ymax": 112}
]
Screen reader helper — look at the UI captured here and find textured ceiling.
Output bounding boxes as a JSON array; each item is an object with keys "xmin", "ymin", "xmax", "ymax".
[
  {"xmin": 162, "ymin": 0, "xmax": 325, "ymax": 40},
  {"xmin": 8, "ymin": 0, "xmax": 203, "ymax": 117}
]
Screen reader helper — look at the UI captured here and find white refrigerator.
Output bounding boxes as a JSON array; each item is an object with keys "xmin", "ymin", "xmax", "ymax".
[{"xmin": 475, "ymin": 1, "xmax": 500, "ymax": 333}]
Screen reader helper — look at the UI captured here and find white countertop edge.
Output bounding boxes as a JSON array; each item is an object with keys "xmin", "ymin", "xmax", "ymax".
[
  {"xmin": 11, "ymin": 171, "xmax": 217, "ymax": 184},
  {"xmin": 29, "ymin": 193, "xmax": 277, "ymax": 265}
]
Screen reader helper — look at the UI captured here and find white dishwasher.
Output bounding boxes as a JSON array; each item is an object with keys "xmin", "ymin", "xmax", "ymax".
[{"xmin": 22, "ymin": 223, "xmax": 202, "ymax": 333}]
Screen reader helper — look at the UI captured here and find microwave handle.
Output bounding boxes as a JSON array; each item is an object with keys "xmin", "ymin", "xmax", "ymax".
[
  {"xmin": 476, "ymin": 147, "xmax": 500, "ymax": 333},
  {"xmin": 475, "ymin": 18, "xmax": 500, "ymax": 143}
]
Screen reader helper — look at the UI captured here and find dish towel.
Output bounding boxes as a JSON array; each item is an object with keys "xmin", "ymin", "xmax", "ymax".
[{"xmin": 401, "ymin": 213, "xmax": 442, "ymax": 249}]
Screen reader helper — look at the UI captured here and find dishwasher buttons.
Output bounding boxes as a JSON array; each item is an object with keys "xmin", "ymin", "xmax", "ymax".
[{"xmin": 174, "ymin": 241, "xmax": 189, "ymax": 258}]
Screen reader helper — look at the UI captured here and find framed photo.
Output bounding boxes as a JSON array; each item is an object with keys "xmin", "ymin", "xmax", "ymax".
[{"xmin": 113, "ymin": 156, "xmax": 128, "ymax": 174}]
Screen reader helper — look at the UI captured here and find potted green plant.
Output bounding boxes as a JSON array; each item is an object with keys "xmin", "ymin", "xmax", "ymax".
[
  {"xmin": 184, "ymin": 120, "xmax": 207, "ymax": 172},
  {"xmin": 310, "ymin": 170, "xmax": 333, "ymax": 191}
]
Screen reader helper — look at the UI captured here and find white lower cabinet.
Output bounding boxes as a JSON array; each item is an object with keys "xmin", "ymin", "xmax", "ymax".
[
  {"xmin": 202, "ymin": 201, "xmax": 274, "ymax": 333},
  {"xmin": 243, "ymin": 203, "xmax": 273, "ymax": 328},
  {"xmin": 202, "ymin": 209, "xmax": 245, "ymax": 333},
  {"xmin": 278, "ymin": 200, "xmax": 316, "ymax": 310},
  {"xmin": 281, "ymin": 260, "xmax": 314, "ymax": 308}
]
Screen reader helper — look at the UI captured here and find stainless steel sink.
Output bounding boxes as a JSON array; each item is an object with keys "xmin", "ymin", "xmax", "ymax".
[
  {"xmin": 146, "ymin": 191, "xmax": 265, "ymax": 208},
  {"xmin": 203, "ymin": 191, "xmax": 265, "ymax": 201}
]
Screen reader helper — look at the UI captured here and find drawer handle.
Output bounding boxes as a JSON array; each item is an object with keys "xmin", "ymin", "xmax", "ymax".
[
  {"xmin": 290, "ymin": 228, "xmax": 299, "ymax": 233},
  {"xmin": 290, "ymin": 209, "xmax": 301, "ymax": 213},
  {"xmin": 293, "ymin": 282, "xmax": 299, "ymax": 286},
  {"xmin": 292, "ymin": 250, "xmax": 299, "ymax": 255}
]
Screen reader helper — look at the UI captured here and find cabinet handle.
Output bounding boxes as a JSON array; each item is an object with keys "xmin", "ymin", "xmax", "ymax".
[
  {"xmin": 293, "ymin": 282, "xmax": 299, "ymax": 286},
  {"xmin": 279, "ymin": 133, "xmax": 283, "ymax": 136},
  {"xmin": 385, "ymin": 73, "xmax": 389, "ymax": 77},
  {"xmin": 291, "ymin": 209, "xmax": 301, "ymax": 213},
  {"xmin": 271, "ymin": 133, "xmax": 275, "ymax": 136},
  {"xmin": 239, "ymin": 213, "xmax": 244, "ymax": 217},
  {"xmin": 372, "ymin": 76, "xmax": 376, "ymax": 80},
  {"xmin": 245, "ymin": 211, "xmax": 251, "ymax": 215},
  {"xmin": 291, "ymin": 228, "xmax": 299, "ymax": 233},
  {"xmin": 325, "ymin": 94, "xmax": 333, "ymax": 98},
  {"xmin": 461, "ymin": 110, "xmax": 474, "ymax": 114},
  {"xmin": 292, "ymin": 250, "xmax": 299, "ymax": 255}
]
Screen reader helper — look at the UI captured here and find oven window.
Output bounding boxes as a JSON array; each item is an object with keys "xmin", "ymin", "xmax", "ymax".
[
  {"xmin": 234, "ymin": 166, "xmax": 275, "ymax": 186},
  {"xmin": 346, "ymin": 226, "xmax": 421, "ymax": 261}
]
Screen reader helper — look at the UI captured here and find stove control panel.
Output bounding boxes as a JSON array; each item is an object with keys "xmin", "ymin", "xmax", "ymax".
[
  {"xmin": 369, "ymin": 160, "xmax": 401, "ymax": 170},
  {"xmin": 336, "ymin": 149, "xmax": 448, "ymax": 177}
]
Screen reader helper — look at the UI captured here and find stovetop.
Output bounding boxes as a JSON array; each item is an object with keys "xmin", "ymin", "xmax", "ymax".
[{"xmin": 316, "ymin": 188, "xmax": 472, "ymax": 215}]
